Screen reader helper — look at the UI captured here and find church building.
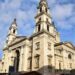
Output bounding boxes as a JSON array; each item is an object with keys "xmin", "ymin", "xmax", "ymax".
[{"xmin": 0, "ymin": 0, "xmax": 75, "ymax": 75}]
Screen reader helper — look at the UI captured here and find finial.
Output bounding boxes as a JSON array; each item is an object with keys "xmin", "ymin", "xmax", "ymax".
[
  {"xmin": 40, "ymin": 0, "xmax": 47, "ymax": 5},
  {"xmin": 14, "ymin": 18, "xmax": 16, "ymax": 22},
  {"xmin": 9, "ymin": 18, "xmax": 17, "ymax": 30},
  {"xmin": 40, "ymin": 0, "xmax": 46, "ymax": 2},
  {"xmin": 12, "ymin": 18, "xmax": 17, "ymax": 25},
  {"xmin": 13, "ymin": 18, "xmax": 16, "ymax": 23}
]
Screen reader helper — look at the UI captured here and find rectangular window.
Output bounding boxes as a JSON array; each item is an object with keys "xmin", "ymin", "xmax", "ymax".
[
  {"xmin": 59, "ymin": 62, "xmax": 61, "ymax": 70},
  {"xmin": 39, "ymin": 18, "xmax": 41, "ymax": 21},
  {"xmin": 46, "ymin": 8, "xmax": 47, "ymax": 12},
  {"xmin": 48, "ymin": 42, "xmax": 51, "ymax": 50},
  {"xmin": 3, "ymin": 54, "xmax": 5, "ymax": 59},
  {"xmin": 48, "ymin": 56, "xmax": 52, "ymax": 72},
  {"xmin": 70, "ymin": 63, "xmax": 72, "ymax": 69},
  {"xmin": 46, "ymin": 18, "xmax": 48, "ymax": 22},
  {"xmin": 35, "ymin": 42, "xmax": 40, "ymax": 50},
  {"xmin": 2, "ymin": 62, "xmax": 4, "ymax": 70},
  {"xmin": 48, "ymin": 56, "xmax": 52, "ymax": 66},
  {"xmin": 28, "ymin": 57, "xmax": 32, "ymax": 70},
  {"xmin": 58, "ymin": 49, "xmax": 62, "ymax": 54},
  {"xmin": 35, "ymin": 55, "xmax": 39, "ymax": 68}
]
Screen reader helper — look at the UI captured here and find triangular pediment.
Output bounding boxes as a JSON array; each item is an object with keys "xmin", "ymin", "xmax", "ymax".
[{"xmin": 64, "ymin": 42, "xmax": 75, "ymax": 49}]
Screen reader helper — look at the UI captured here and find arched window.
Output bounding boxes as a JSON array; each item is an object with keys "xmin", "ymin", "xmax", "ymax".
[
  {"xmin": 40, "ymin": 7, "xmax": 42, "ymax": 12},
  {"xmin": 39, "ymin": 18, "xmax": 41, "ymax": 21},
  {"xmin": 38, "ymin": 25, "xmax": 41, "ymax": 32},
  {"xmin": 70, "ymin": 63, "xmax": 72, "ymax": 69},
  {"xmin": 47, "ymin": 25, "xmax": 49, "ymax": 31},
  {"xmin": 59, "ymin": 62, "xmax": 61, "ymax": 70},
  {"xmin": 68, "ymin": 54, "xmax": 72, "ymax": 59},
  {"xmin": 14, "ymin": 50, "xmax": 20, "ymax": 72},
  {"xmin": 46, "ymin": 8, "xmax": 47, "ymax": 12},
  {"xmin": 13, "ymin": 29, "xmax": 16, "ymax": 34}
]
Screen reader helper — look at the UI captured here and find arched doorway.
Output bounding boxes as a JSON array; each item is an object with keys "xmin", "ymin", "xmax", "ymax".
[{"xmin": 14, "ymin": 50, "xmax": 20, "ymax": 72}]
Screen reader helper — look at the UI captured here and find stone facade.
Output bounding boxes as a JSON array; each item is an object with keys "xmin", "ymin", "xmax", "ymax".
[{"xmin": 0, "ymin": 0, "xmax": 75, "ymax": 75}]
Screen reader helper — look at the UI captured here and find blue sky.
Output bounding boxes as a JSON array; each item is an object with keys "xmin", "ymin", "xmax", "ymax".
[{"xmin": 0, "ymin": 0, "xmax": 75, "ymax": 59}]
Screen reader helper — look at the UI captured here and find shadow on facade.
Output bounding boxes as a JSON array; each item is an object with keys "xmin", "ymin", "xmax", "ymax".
[
  {"xmin": 0, "ymin": 71, "xmax": 41, "ymax": 75},
  {"xmin": 0, "ymin": 66, "xmax": 75, "ymax": 75},
  {"xmin": 37, "ymin": 65, "xmax": 75, "ymax": 75}
]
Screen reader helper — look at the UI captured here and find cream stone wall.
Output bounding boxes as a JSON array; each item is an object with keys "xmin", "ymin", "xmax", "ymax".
[
  {"xmin": 21, "ymin": 40, "xmax": 31, "ymax": 72},
  {"xmin": 0, "ymin": 61, "xmax": 2, "ymax": 73},
  {"xmin": 31, "ymin": 32, "xmax": 56, "ymax": 75},
  {"xmin": 1, "ymin": 30, "xmax": 75, "ymax": 75},
  {"xmin": 54, "ymin": 55, "xmax": 63, "ymax": 70},
  {"xmin": 1, "ymin": 50, "xmax": 10, "ymax": 73},
  {"xmin": 1, "ymin": 39, "xmax": 32, "ymax": 73},
  {"xmin": 32, "ymin": 33, "xmax": 45, "ymax": 71},
  {"xmin": 62, "ymin": 44, "xmax": 75, "ymax": 70},
  {"xmin": 54, "ymin": 43, "xmax": 75, "ymax": 71}
]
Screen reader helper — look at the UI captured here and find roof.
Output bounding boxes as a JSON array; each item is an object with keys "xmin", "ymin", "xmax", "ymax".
[
  {"xmin": 54, "ymin": 42, "xmax": 64, "ymax": 47},
  {"xmin": 10, "ymin": 36, "xmax": 27, "ymax": 46},
  {"xmin": 3, "ymin": 36, "xmax": 28, "ymax": 50},
  {"xmin": 54, "ymin": 42, "xmax": 75, "ymax": 49}
]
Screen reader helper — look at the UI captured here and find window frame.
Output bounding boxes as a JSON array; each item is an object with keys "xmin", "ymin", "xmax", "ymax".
[
  {"xmin": 28, "ymin": 57, "xmax": 32, "ymax": 70},
  {"xmin": 45, "ymin": 8, "xmax": 47, "ymax": 12},
  {"xmin": 48, "ymin": 42, "xmax": 51, "ymax": 50},
  {"xmin": 13, "ymin": 29, "xmax": 16, "ymax": 34},
  {"xmin": 35, "ymin": 42, "xmax": 40, "ymax": 50},
  {"xmin": 48, "ymin": 55, "xmax": 52, "ymax": 72},
  {"xmin": 34, "ymin": 55, "xmax": 40, "ymax": 68},
  {"xmin": 40, "ymin": 7, "xmax": 42, "ymax": 12},
  {"xmin": 59, "ymin": 62, "xmax": 61, "ymax": 70},
  {"xmin": 47, "ymin": 24, "xmax": 49, "ymax": 32}
]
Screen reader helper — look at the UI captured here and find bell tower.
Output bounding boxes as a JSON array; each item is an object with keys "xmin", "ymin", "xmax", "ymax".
[
  {"xmin": 34, "ymin": 0, "xmax": 54, "ymax": 33},
  {"xmin": 6, "ymin": 18, "xmax": 17, "ymax": 45},
  {"xmin": 34, "ymin": 0, "xmax": 60, "ymax": 42}
]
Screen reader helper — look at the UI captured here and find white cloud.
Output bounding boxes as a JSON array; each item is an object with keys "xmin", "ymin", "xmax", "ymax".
[
  {"xmin": 2, "ymin": 0, "xmax": 21, "ymax": 10},
  {"xmin": 8, "ymin": 0, "xmax": 21, "ymax": 9},
  {"xmin": 69, "ymin": 16, "xmax": 75, "ymax": 25},
  {"xmin": 48, "ymin": 0, "xmax": 56, "ymax": 6},
  {"xmin": 56, "ymin": 20, "xmax": 73, "ymax": 29},
  {"xmin": 52, "ymin": 4, "xmax": 73, "ymax": 20},
  {"xmin": 51, "ymin": 4, "xmax": 75, "ymax": 29}
]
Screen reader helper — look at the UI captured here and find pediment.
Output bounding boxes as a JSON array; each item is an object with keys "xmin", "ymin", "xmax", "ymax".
[{"xmin": 64, "ymin": 42, "xmax": 75, "ymax": 49}]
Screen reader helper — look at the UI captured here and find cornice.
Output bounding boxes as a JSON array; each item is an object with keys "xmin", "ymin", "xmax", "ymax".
[
  {"xmin": 37, "ymin": 3, "xmax": 48, "ymax": 9},
  {"xmin": 54, "ymin": 42, "xmax": 75, "ymax": 50},
  {"xmin": 63, "ymin": 44, "xmax": 75, "ymax": 50},
  {"xmin": 35, "ymin": 12, "xmax": 51, "ymax": 19},
  {"xmin": 54, "ymin": 54, "xmax": 63, "ymax": 57},
  {"xmin": 3, "ymin": 37, "xmax": 29, "ymax": 50},
  {"xmin": 30, "ymin": 30, "xmax": 55, "ymax": 39}
]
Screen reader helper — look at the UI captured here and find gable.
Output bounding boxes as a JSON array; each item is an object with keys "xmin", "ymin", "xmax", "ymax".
[{"xmin": 64, "ymin": 42, "xmax": 75, "ymax": 49}]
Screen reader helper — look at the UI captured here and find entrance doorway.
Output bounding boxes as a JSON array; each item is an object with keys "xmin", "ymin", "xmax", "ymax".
[{"xmin": 14, "ymin": 50, "xmax": 20, "ymax": 72}]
